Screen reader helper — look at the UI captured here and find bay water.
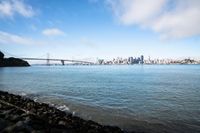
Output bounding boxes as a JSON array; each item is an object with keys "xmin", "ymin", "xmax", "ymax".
[{"xmin": 0, "ymin": 65, "xmax": 200, "ymax": 133}]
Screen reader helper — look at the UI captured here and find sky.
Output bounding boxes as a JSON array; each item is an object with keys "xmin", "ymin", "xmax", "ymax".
[{"xmin": 0, "ymin": 0, "xmax": 200, "ymax": 61}]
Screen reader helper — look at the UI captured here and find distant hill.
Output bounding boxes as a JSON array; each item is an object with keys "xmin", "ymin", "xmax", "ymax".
[{"xmin": 0, "ymin": 51, "xmax": 30, "ymax": 67}]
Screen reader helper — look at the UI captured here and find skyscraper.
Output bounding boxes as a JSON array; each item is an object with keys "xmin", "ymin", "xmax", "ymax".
[
  {"xmin": 141, "ymin": 55, "xmax": 144, "ymax": 64},
  {"xmin": 128, "ymin": 57, "xmax": 134, "ymax": 64}
]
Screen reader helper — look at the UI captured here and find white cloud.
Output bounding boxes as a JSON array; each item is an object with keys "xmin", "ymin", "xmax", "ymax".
[
  {"xmin": 107, "ymin": 0, "xmax": 166, "ymax": 25},
  {"xmin": 42, "ymin": 28, "xmax": 65, "ymax": 36},
  {"xmin": 107, "ymin": 0, "xmax": 200, "ymax": 39},
  {"xmin": 0, "ymin": 0, "xmax": 35, "ymax": 18},
  {"xmin": 0, "ymin": 31, "xmax": 69, "ymax": 46},
  {"xmin": 0, "ymin": 31, "xmax": 42, "ymax": 45}
]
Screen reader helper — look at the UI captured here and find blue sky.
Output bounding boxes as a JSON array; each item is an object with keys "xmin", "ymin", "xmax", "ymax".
[{"xmin": 0, "ymin": 0, "xmax": 200, "ymax": 61}]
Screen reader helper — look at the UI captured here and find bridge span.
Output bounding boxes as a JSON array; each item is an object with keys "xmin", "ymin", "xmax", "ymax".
[{"xmin": 21, "ymin": 58, "xmax": 94, "ymax": 65}]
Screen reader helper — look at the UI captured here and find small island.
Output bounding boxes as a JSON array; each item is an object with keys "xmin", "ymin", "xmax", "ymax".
[{"xmin": 0, "ymin": 51, "xmax": 30, "ymax": 67}]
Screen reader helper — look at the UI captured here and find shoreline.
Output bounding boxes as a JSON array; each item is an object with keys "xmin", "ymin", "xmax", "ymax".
[{"xmin": 0, "ymin": 90, "xmax": 127, "ymax": 133}]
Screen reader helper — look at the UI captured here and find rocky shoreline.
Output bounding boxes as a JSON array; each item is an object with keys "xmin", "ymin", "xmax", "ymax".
[{"xmin": 0, "ymin": 90, "xmax": 129, "ymax": 133}]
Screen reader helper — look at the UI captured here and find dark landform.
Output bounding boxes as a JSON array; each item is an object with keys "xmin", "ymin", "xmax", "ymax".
[
  {"xmin": 0, "ymin": 51, "xmax": 30, "ymax": 67},
  {"xmin": 0, "ymin": 91, "xmax": 132, "ymax": 133}
]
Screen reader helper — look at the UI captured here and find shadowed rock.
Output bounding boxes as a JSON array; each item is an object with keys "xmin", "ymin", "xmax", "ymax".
[{"xmin": 0, "ymin": 91, "xmax": 128, "ymax": 133}]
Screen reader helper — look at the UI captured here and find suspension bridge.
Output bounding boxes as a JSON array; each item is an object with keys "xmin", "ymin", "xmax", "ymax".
[
  {"xmin": 2, "ymin": 51, "xmax": 94, "ymax": 65},
  {"xmin": 20, "ymin": 57, "xmax": 94, "ymax": 65}
]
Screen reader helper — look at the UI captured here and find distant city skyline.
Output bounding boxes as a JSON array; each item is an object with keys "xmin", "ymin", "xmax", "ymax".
[{"xmin": 0, "ymin": 0, "xmax": 200, "ymax": 60}]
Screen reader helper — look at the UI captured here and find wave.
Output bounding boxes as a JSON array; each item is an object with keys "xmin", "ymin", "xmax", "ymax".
[{"xmin": 56, "ymin": 105, "xmax": 70, "ymax": 112}]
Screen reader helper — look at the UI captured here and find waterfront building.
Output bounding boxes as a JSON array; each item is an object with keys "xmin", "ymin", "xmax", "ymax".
[
  {"xmin": 141, "ymin": 55, "xmax": 144, "ymax": 64},
  {"xmin": 128, "ymin": 57, "xmax": 134, "ymax": 64}
]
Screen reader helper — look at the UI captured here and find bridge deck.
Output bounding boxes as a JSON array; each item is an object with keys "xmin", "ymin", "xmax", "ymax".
[{"xmin": 21, "ymin": 58, "xmax": 94, "ymax": 64}]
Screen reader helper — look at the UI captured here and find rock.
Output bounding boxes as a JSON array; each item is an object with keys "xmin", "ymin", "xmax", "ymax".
[
  {"xmin": 58, "ymin": 120, "xmax": 66, "ymax": 126},
  {"xmin": 31, "ymin": 130, "xmax": 44, "ymax": 133},
  {"xmin": 15, "ymin": 121, "xmax": 24, "ymax": 127},
  {"xmin": 0, "ymin": 90, "xmax": 125, "ymax": 133},
  {"xmin": 4, "ymin": 125, "xmax": 15, "ymax": 132},
  {"xmin": 11, "ymin": 121, "xmax": 32, "ymax": 132},
  {"xmin": 10, "ymin": 115, "xmax": 21, "ymax": 122},
  {"xmin": 0, "ymin": 118, "xmax": 8, "ymax": 130}
]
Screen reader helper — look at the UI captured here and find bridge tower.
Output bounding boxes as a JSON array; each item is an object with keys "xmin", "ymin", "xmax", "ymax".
[
  {"xmin": 47, "ymin": 53, "xmax": 50, "ymax": 66},
  {"xmin": 61, "ymin": 60, "xmax": 65, "ymax": 65}
]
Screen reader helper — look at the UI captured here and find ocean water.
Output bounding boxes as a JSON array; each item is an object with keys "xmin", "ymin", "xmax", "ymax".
[{"xmin": 0, "ymin": 65, "xmax": 200, "ymax": 133}]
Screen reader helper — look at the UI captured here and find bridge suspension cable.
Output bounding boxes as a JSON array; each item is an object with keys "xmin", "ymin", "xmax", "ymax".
[{"xmin": 1, "ymin": 50, "xmax": 94, "ymax": 65}]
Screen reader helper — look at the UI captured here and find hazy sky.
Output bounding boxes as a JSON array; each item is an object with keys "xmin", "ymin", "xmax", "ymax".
[{"xmin": 0, "ymin": 0, "xmax": 200, "ymax": 60}]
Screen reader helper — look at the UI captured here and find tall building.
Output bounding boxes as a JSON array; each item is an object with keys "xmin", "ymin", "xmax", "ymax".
[
  {"xmin": 98, "ymin": 59, "xmax": 104, "ymax": 65},
  {"xmin": 128, "ymin": 57, "xmax": 134, "ymax": 64},
  {"xmin": 141, "ymin": 55, "xmax": 144, "ymax": 64}
]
